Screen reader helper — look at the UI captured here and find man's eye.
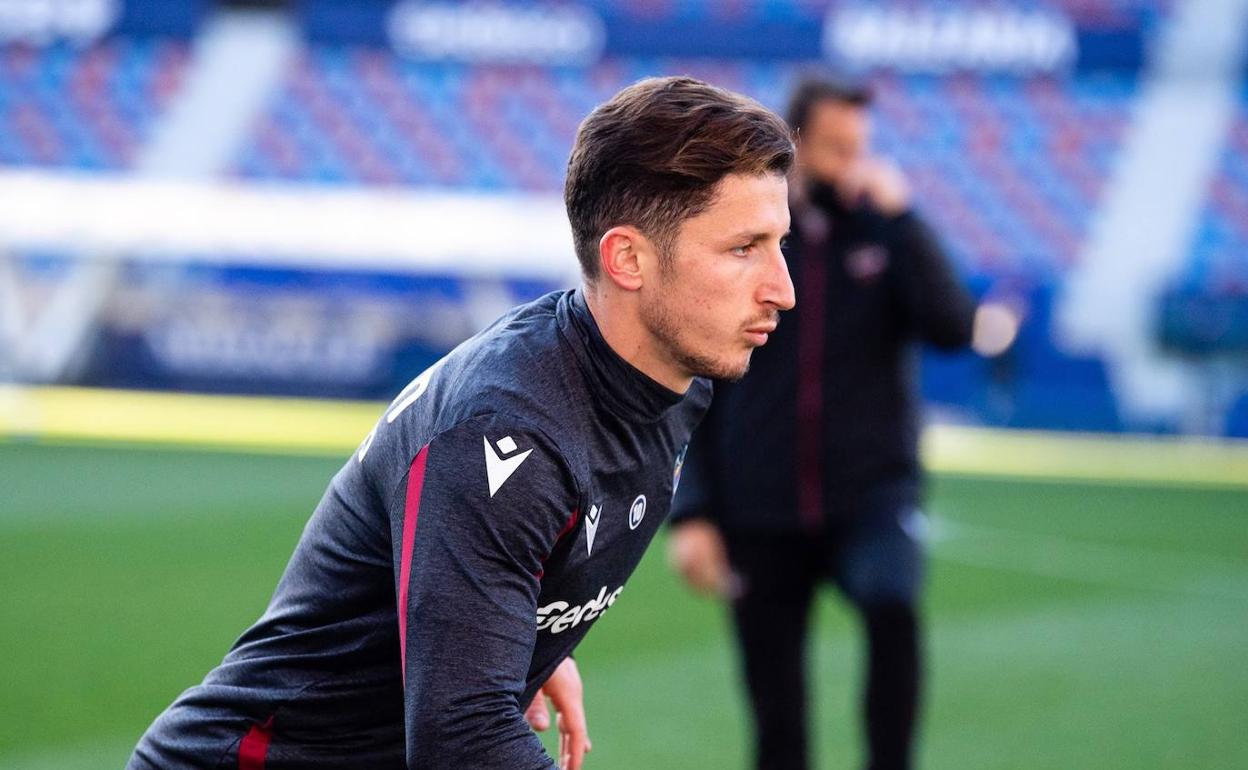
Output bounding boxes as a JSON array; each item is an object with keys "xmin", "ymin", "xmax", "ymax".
[
  {"xmin": 732, "ymin": 245, "xmax": 751, "ymax": 256},
  {"xmin": 779, "ymin": 237, "xmax": 789, "ymax": 250}
]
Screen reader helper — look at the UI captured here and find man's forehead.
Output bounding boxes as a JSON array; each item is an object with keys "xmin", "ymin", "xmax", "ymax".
[
  {"xmin": 707, "ymin": 171, "xmax": 788, "ymax": 204},
  {"xmin": 667, "ymin": 172, "xmax": 788, "ymax": 246}
]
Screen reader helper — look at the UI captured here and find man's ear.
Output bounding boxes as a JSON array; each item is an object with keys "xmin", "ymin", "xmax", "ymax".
[{"xmin": 598, "ymin": 226, "xmax": 650, "ymax": 291}]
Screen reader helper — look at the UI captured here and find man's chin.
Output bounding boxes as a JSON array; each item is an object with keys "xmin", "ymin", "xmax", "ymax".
[{"xmin": 688, "ymin": 352, "xmax": 752, "ymax": 383}]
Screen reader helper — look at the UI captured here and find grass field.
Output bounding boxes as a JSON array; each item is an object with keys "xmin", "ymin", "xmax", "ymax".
[{"xmin": 1, "ymin": 440, "xmax": 1245, "ymax": 769}]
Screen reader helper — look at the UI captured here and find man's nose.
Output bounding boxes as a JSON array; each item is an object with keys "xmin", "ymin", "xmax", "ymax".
[{"xmin": 759, "ymin": 244, "xmax": 796, "ymax": 311}]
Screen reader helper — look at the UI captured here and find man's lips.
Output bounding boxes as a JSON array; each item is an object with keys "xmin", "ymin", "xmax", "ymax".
[
  {"xmin": 745, "ymin": 314, "xmax": 779, "ymax": 334},
  {"xmin": 744, "ymin": 322, "xmax": 777, "ymax": 345}
]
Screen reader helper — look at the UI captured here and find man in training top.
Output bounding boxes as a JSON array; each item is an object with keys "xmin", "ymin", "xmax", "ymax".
[{"xmin": 130, "ymin": 76, "xmax": 797, "ymax": 770}]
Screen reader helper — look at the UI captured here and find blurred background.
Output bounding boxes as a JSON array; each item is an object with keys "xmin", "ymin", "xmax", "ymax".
[{"xmin": 0, "ymin": 0, "xmax": 1245, "ymax": 768}]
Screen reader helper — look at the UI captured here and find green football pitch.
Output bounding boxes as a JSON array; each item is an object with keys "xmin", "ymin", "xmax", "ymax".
[{"xmin": 1, "ymin": 441, "xmax": 1244, "ymax": 769}]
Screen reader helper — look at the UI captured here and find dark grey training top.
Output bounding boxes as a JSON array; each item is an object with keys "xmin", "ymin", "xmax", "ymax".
[{"xmin": 131, "ymin": 289, "xmax": 711, "ymax": 769}]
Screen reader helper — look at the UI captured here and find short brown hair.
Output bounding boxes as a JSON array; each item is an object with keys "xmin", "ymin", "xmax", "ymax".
[{"xmin": 564, "ymin": 76, "xmax": 795, "ymax": 281}]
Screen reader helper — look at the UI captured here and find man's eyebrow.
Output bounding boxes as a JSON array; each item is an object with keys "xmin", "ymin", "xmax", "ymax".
[{"xmin": 726, "ymin": 229, "xmax": 791, "ymax": 243}]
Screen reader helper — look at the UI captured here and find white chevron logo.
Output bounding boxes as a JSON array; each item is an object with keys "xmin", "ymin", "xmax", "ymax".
[
  {"xmin": 483, "ymin": 436, "xmax": 534, "ymax": 497},
  {"xmin": 585, "ymin": 503, "xmax": 602, "ymax": 556}
]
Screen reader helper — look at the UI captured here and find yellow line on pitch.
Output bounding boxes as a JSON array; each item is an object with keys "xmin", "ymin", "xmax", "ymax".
[
  {"xmin": 0, "ymin": 385, "xmax": 380, "ymax": 456},
  {"xmin": 3, "ymin": 386, "xmax": 1248, "ymax": 488},
  {"xmin": 923, "ymin": 424, "xmax": 1248, "ymax": 489}
]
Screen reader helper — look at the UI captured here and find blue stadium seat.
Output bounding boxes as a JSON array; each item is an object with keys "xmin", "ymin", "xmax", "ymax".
[
  {"xmin": 0, "ymin": 38, "xmax": 189, "ymax": 169},
  {"xmin": 233, "ymin": 48, "xmax": 1139, "ymax": 287},
  {"xmin": 1183, "ymin": 98, "xmax": 1248, "ymax": 295}
]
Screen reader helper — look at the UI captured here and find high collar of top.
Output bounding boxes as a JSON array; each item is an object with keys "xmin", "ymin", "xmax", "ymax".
[{"xmin": 558, "ymin": 288, "xmax": 687, "ymax": 423}]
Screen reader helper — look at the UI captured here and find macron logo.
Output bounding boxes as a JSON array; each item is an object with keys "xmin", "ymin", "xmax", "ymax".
[
  {"xmin": 585, "ymin": 503, "xmax": 602, "ymax": 556},
  {"xmin": 484, "ymin": 435, "xmax": 534, "ymax": 497}
]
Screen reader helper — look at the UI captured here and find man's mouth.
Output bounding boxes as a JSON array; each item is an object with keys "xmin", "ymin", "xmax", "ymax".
[{"xmin": 744, "ymin": 322, "xmax": 777, "ymax": 345}]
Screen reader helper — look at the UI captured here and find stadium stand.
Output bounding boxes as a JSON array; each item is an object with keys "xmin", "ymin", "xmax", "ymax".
[
  {"xmin": 577, "ymin": 0, "xmax": 1172, "ymax": 28},
  {"xmin": 0, "ymin": 38, "xmax": 189, "ymax": 169},
  {"xmin": 870, "ymin": 71, "xmax": 1136, "ymax": 278},
  {"xmin": 229, "ymin": 47, "xmax": 1139, "ymax": 431},
  {"xmin": 0, "ymin": 0, "xmax": 1240, "ymax": 436},
  {"xmin": 1185, "ymin": 94, "xmax": 1248, "ymax": 294},
  {"xmin": 234, "ymin": 52, "xmax": 1136, "ymax": 282},
  {"xmin": 1161, "ymin": 92, "xmax": 1248, "ymax": 435}
]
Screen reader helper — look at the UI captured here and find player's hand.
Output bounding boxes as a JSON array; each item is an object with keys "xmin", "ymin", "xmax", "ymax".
[
  {"xmin": 667, "ymin": 519, "xmax": 732, "ymax": 597},
  {"xmin": 842, "ymin": 156, "xmax": 911, "ymax": 216},
  {"xmin": 525, "ymin": 656, "xmax": 591, "ymax": 769}
]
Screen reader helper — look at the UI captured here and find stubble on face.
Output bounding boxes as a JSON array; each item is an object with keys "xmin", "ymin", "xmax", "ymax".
[
  {"xmin": 642, "ymin": 294, "xmax": 751, "ymax": 382},
  {"xmin": 641, "ymin": 263, "xmax": 759, "ymax": 383}
]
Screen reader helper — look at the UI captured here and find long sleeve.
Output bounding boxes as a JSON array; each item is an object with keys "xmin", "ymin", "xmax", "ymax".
[
  {"xmin": 388, "ymin": 414, "xmax": 578, "ymax": 769},
  {"xmin": 888, "ymin": 210, "xmax": 976, "ymax": 349}
]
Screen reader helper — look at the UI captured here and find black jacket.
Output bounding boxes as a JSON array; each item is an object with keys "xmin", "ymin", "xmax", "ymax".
[{"xmin": 672, "ymin": 192, "xmax": 974, "ymax": 533}]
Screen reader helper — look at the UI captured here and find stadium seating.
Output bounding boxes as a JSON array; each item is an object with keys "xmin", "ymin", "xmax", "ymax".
[
  {"xmin": 0, "ymin": 38, "xmax": 189, "ymax": 169},
  {"xmin": 868, "ymin": 71, "xmax": 1136, "ymax": 278},
  {"xmin": 234, "ymin": 48, "xmax": 1138, "ymax": 284},
  {"xmin": 1183, "ymin": 97, "xmax": 1248, "ymax": 295},
  {"xmin": 0, "ymin": 31, "xmax": 1140, "ymax": 287},
  {"xmin": 0, "ymin": 1, "xmax": 1232, "ymax": 436},
  {"xmin": 577, "ymin": 0, "xmax": 1171, "ymax": 28}
]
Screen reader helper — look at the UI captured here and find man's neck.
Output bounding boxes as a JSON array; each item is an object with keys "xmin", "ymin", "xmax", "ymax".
[{"xmin": 582, "ymin": 284, "xmax": 693, "ymax": 395}]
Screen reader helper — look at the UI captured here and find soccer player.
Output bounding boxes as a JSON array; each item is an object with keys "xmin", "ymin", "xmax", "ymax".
[
  {"xmin": 129, "ymin": 76, "xmax": 796, "ymax": 770},
  {"xmin": 669, "ymin": 76, "xmax": 977, "ymax": 770}
]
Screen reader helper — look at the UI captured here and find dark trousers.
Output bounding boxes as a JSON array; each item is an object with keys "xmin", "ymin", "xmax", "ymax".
[{"xmin": 724, "ymin": 505, "xmax": 926, "ymax": 770}]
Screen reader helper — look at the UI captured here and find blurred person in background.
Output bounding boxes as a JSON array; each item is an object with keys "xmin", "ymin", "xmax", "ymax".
[
  {"xmin": 669, "ymin": 76, "xmax": 978, "ymax": 770},
  {"xmin": 129, "ymin": 76, "xmax": 795, "ymax": 770}
]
